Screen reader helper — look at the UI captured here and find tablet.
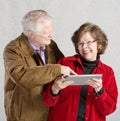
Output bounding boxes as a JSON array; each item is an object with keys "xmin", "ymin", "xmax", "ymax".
[{"xmin": 64, "ymin": 74, "xmax": 102, "ymax": 85}]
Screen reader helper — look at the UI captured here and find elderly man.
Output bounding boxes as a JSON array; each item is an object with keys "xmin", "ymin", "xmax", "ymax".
[{"xmin": 3, "ymin": 10, "xmax": 76, "ymax": 121}]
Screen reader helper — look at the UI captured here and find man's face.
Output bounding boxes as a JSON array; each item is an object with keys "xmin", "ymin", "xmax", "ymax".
[{"xmin": 29, "ymin": 21, "xmax": 53, "ymax": 48}]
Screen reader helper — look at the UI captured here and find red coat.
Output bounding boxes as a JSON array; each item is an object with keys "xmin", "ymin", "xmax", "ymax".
[{"xmin": 42, "ymin": 55, "xmax": 118, "ymax": 121}]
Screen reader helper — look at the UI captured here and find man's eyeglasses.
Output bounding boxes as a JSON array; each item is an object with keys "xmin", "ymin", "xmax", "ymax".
[{"xmin": 78, "ymin": 40, "xmax": 96, "ymax": 48}]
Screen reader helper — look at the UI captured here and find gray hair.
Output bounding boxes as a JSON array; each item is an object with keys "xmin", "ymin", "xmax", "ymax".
[{"xmin": 22, "ymin": 10, "xmax": 53, "ymax": 36}]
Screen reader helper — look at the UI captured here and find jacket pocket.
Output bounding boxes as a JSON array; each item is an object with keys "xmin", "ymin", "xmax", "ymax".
[{"xmin": 5, "ymin": 88, "xmax": 23, "ymax": 120}]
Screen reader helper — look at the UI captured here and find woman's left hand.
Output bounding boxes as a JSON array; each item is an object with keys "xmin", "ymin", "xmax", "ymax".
[{"xmin": 86, "ymin": 78, "xmax": 103, "ymax": 93}]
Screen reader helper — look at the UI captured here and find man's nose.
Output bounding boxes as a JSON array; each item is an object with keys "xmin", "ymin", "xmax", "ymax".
[{"xmin": 48, "ymin": 34, "xmax": 53, "ymax": 39}]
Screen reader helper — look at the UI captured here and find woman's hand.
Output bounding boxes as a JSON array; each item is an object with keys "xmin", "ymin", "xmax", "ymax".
[
  {"xmin": 51, "ymin": 75, "xmax": 73, "ymax": 95},
  {"xmin": 86, "ymin": 78, "xmax": 103, "ymax": 93}
]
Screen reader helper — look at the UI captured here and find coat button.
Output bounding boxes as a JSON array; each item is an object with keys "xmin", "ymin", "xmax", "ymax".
[
  {"xmin": 86, "ymin": 105, "xmax": 89, "ymax": 108},
  {"xmin": 88, "ymin": 93, "xmax": 91, "ymax": 96},
  {"xmin": 85, "ymin": 117, "xmax": 88, "ymax": 120}
]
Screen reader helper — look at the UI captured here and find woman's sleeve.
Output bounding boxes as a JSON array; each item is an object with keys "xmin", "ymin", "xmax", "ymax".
[
  {"xmin": 94, "ymin": 68, "xmax": 118, "ymax": 115},
  {"xmin": 42, "ymin": 58, "xmax": 65, "ymax": 107},
  {"xmin": 42, "ymin": 81, "xmax": 60, "ymax": 107}
]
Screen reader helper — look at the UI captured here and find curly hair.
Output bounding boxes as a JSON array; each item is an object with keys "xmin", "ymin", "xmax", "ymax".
[{"xmin": 71, "ymin": 22, "xmax": 108, "ymax": 55}]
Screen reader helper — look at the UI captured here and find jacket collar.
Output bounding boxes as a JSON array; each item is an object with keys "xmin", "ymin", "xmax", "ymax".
[
  {"xmin": 66, "ymin": 54, "xmax": 82, "ymax": 64},
  {"xmin": 18, "ymin": 33, "xmax": 35, "ymax": 57},
  {"xmin": 66, "ymin": 54, "xmax": 104, "ymax": 71},
  {"xmin": 18, "ymin": 33, "xmax": 53, "ymax": 61}
]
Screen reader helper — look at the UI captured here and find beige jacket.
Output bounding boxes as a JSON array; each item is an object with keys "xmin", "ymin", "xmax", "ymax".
[{"xmin": 3, "ymin": 33, "xmax": 64, "ymax": 121}]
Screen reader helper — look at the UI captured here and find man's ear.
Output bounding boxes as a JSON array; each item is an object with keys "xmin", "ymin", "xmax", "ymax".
[{"xmin": 28, "ymin": 30, "xmax": 35, "ymax": 40}]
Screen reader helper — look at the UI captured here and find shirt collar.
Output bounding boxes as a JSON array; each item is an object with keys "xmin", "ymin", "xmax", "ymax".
[{"xmin": 28, "ymin": 39, "xmax": 46, "ymax": 51}]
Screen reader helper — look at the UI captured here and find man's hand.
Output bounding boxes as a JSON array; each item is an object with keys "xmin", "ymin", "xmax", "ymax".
[{"xmin": 61, "ymin": 66, "xmax": 77, "ymax": 75}]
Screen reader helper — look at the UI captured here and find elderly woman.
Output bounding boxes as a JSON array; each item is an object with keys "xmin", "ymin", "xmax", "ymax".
[{"xmin": 43, "ymin": 22, "xmax": 118, "ymax": 121}]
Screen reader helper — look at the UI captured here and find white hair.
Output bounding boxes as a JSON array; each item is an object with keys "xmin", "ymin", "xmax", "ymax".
[{"xmin": 22, "ymin": 10, "xmax": 53, "ymax": 36}]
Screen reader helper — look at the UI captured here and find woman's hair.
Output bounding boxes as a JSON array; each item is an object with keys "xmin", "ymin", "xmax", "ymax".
[
  {"xmin": 22, "ymin": 10, "xmax": 52, "ymax": 36},
  {"xmin": 71, "ymin": 22, "xmax": 108, "ymax": 55}
]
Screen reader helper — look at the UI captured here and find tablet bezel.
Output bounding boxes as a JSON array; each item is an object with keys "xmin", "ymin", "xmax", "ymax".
[{"xmin": 64, "ymin": 74, "xmax": 102, "ymax": 85}]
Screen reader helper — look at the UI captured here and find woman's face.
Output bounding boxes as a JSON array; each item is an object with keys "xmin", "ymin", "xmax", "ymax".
[{"xmin": 77, "ymin": 32, "xmax": 98, "ymax": 61}]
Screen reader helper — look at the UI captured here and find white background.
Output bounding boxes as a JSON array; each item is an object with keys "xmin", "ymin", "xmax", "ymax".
[{"xmin": 0, "ymin": 0, "xmax": 120, "ymax": 120}]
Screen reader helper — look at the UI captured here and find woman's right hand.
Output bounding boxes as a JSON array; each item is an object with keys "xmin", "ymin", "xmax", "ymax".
[{"xmin": 51, "ymin": 75, "xmax": 73, "ymax": 95}]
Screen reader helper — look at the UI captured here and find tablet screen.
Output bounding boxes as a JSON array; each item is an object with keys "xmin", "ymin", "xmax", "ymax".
[{"xmin": 64, "ymin": 74, "xmax": 102, "ymax": 85}]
